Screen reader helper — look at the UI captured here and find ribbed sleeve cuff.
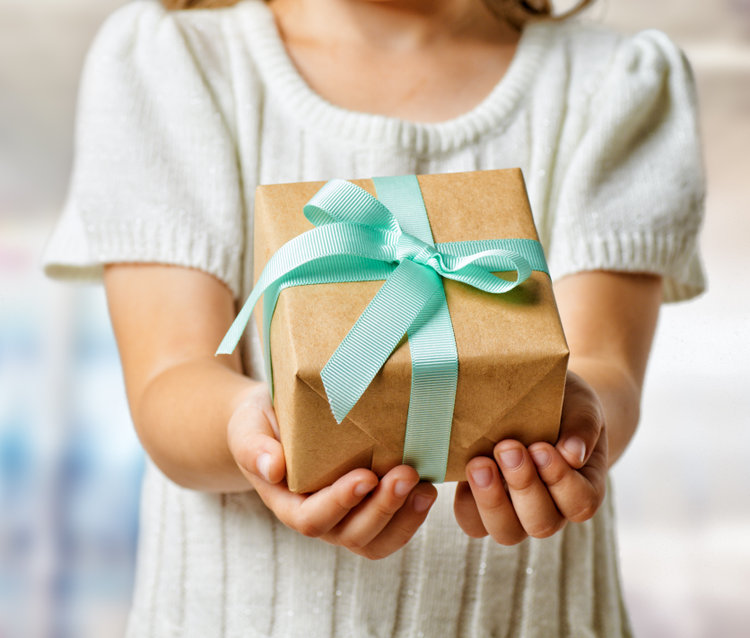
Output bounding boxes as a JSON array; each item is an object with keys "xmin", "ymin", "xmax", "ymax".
[
  {"xmin": 549, "ymin": 230, "xmax": 706, "ymax": 303},
  {"xmin": 42, "ymin": 203, "xmax": 243, "ymax": 300}
]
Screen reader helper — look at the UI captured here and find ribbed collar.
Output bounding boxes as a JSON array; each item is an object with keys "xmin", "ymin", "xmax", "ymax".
[{"xmin": 237, "ymin": 0, "xmax": 553, "ymax": 154}]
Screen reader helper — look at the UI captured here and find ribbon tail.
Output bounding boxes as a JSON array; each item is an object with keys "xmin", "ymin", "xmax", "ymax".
[
  {"xmin": 260, "ymin": 258, "xmax": 395, "ymax": 399},
  {"xmin": 216, "ymin": 281, "xmax": 265, "ymax": 356},
  {"xmin": 321, "ymin": 259, "xmax": 441, "ymax": 423},
  {"xmin": 216, "ymin": 224, "xmax": 397, "ymax": 357}
]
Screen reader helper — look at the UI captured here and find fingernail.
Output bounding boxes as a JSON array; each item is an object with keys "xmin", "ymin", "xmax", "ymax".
[
  {"xmin": 354, "ymin": 481, "xmax": 373, "ymax": 497},
  {"xmin": 563, "ymin": 437, "xmax": 586, "ymax": 465},
  {"xmin": 530, "ymin": 448, "xmax": 550, "ymax": 468},
  {"xmin": 256, "ymin": 452, "xmax": 272, "ymax": 481},
  {"xmin": 394, "ymin": 480, "xmax": 413, "ymax": 498},
  {"xmin": 469, "ymin": 466, "xmax": 493, "ymax": 488},
  {"xmin": 413, "ymin": 493, "xmax": 434, "ymax": 513},
  {"xmin": 498, "ymin": 448, "xmax": 523, "ymax": 470}
]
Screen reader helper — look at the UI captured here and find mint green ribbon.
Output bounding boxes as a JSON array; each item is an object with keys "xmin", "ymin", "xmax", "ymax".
[{"xmin": 216, "ymin": 176, "xmax": 549, "ymax": 482}]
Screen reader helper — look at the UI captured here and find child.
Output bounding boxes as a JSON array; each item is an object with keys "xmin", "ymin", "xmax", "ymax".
[{"xmin": 43, "ymin": 0, "xmax": 705, "ymax": 635}]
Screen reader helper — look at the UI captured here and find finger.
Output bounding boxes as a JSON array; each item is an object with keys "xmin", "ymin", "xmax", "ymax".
[
  {"xmin": 227, "ymin": 395, "xmax": 285, "ymax": 484},
  {"xmin": 578, "ymin": 424, "xmax": 609, "ymax": 490},
  {"xmin": 530, "ymin": 436, "xmax": 608, "ymax": 523},
  {"xmin": 253, "ymin": 468, "xmax": 379, "ymax": 537},
  {"xmin": 494, "ymin": 442, "xmax": 566, "ymax": 539},
  {"xmin": 328, "ymin": 465, "xmax": 420, "ymax": 549},
  {"xmin": 256, "ymin": 387, "xmax": 281, "ymax": 439},
  {"xmin": 453, "ymin": 481, "xmax": 487, "ymax": 538},
  {"xmin": 557, "ymin": 371, "xmax": 605, "ymax": 469},
  {"xmin": 353, "ymin": 483, "xmax": 438, "ymax": 560},
  {"xmin": 248, "ymin": 475, "xmax": 306, "ymax": 520},
  {"xmin": 465, "ymin": 456, "xmax": 527, "ymax": 545},
  {"xmin": 242, "ymin": 382, "xmax": 280, "ymax": 437}
]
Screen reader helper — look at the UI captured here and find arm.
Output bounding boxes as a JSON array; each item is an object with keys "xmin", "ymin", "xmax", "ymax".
[
  {"xmin": 555, "ymin": 270, "xmax": 661, "ymax": 466},
  {"xmin": 454, "ymin": 270, "xmax": 662, "ymax": 543},
  {"xmin": 104, "ymin": 263, "xmax": 437, "ymax": 558},
  {"xmin": 103, "ymin": 262, "xmax": 258, "ymax": 492}
]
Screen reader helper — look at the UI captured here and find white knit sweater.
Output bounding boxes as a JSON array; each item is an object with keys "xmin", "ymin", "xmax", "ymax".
[{"xmin": 43, "ymin": 1, "xmax": 705, "ymax": 636}]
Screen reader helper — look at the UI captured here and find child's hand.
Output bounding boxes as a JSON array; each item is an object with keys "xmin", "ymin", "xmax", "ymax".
[
  {"xmin": 453, "ymin": 371, "xmax": 608, "ymax": 544},
  {"xmin": 227, "ymin": 384, "xmax": 437, "ymax": 560}
]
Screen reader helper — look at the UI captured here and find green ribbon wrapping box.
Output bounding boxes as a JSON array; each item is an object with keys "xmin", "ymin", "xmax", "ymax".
[{"xmin": 218, "ymin": 169, "xmax": 569, "ymax": 494}]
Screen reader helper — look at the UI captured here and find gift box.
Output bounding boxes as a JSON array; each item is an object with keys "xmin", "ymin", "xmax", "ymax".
[{"xmin": 220, "ymin": 169, "xmax": 569, "ymax": 493}]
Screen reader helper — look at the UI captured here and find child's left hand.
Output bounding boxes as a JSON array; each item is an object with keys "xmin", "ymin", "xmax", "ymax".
[{"xmin": 453, "ymin": 370, "xmax": 608, "ymax": 544}]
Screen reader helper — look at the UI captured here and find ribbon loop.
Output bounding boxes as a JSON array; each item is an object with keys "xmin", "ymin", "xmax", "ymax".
[
  {"xmin": 304, "ymin": 179, "xmax": 400, "ymax": 232},
  {"xmin": 436, "ymin": 248, "xmax": 532, "ymax": 294}
]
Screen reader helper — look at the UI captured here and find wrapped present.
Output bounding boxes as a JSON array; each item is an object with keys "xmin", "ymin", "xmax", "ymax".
[{"xmin": 218, "ymin": 169, "xmax": 569, "ymax": 493}]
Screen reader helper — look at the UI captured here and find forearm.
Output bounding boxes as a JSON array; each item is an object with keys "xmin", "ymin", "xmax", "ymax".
[
  {"xmin": 133, "ymin": 355, "xmax": 259, "ymax": 492},
  {"xmin": 568, "ymin": 356, "xmax": 641, "ymax": 467},
  {"xmin": 553, "ymin": 271, "xmax": 662, "ymax": 468}
]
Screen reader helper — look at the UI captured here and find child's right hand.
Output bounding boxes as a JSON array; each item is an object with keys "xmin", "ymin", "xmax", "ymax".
[{"xmin": 226, "ymin": 383, "xmax": 437, "ymax": 560}]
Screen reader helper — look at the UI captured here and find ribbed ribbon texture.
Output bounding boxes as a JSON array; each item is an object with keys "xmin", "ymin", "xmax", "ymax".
[{"xmin": 216, "ymin": 176, "xmax": 549, "ymax": 482}]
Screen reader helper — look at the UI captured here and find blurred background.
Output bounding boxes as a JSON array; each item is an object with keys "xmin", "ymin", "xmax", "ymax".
[{"xmin": 1, "ymin": 0, "xmax": 748, "ymax": 636}]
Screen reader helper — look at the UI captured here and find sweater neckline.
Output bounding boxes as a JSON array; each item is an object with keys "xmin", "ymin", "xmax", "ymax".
[{"xmin": 238, "ymin": 0, "xmax": 552, "ymax": 154}]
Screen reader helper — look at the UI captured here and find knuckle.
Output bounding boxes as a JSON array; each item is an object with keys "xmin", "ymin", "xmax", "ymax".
[
  {"xmin": 542, "ymin": 465, "xmax": 568, "ymax": 489},
  {"xmin": 391, "ymin": 525, "xmax": 415, "ymax": 549},
  {"xmin": 342, "ymin": 536, "xmax": 367, "ymax": 552},
  {"xmin": 507, "ymin": 472, "xmax": 537, "ymax": 493},
  {"xmin": 569, "ymin": 494, "xmax": 601, "ymax": 522},
  {"xmin": 349, "ymin": 547, "xmax": 368, "ymax": 559},
  {"xmin": 483, "ymin": 497, "xmax": 512, "ymax": 517},
  {"xmin": 464, "ymin": 526, "xmax": 489, "ymax": 539},
  {"xmin": 334, "ymin": 490, "xmax": 357, "ymax": 512},
  {"xmin": 478, "ymin": 493, "xmax": 515, "ymax": 520},
  {"xmin": 576, "ymin": 406, "xmax": 603, "ymax": 435},
  {"xmin": 231, "ymin": 447, "xmax": 255, "ymax": 477},
  {"xmin": 454, "ymin": 507, "xmax": 488, "ymax": 539},
  {"xmin": 372, "ymin": 500, "xmax": 399, "ymax": 521},
  {"xmin": 294, "ymin": 514, "xmax": 323, "ymax": 538},
  {"xmin": 492, "ymin": 529, "xmax": 527, "ymax": 546},
  {"xmin": 527, "ymin": 519, "xmax": 564, "ymax": 539},
  {"xmin": 360, "ymin": 547, "xmax": 387, "ymax": 561}
]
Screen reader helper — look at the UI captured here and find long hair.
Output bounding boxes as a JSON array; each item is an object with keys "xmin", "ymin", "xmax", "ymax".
[{"xmin": 160, "ymin": 0, "xmax": 596, "ymax": 27}]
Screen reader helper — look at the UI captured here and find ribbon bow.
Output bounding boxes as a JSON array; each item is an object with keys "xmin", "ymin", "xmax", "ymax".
[{"xmin": 217, "ymin": 176, "xmax": 549, "ymax": 481}]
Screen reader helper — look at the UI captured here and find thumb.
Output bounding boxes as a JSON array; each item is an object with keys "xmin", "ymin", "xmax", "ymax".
[
  {"xmin": 556, "ymin": 371, "xmax": 605, "ymax": 469},
  {"xmin": 227, "ymin": 384, "xmax": 286, "ymax": 484}
]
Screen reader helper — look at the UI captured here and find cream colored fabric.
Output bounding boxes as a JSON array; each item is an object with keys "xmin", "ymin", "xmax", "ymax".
[{"xmin": 43, "ymin": 0, "xmax": 705, "ymax": 635}]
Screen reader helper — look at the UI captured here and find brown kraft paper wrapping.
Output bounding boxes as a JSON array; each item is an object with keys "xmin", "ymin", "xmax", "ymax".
[{"xmin": 251, "ymin": 169, "xmax": 569, "ymax": 493}]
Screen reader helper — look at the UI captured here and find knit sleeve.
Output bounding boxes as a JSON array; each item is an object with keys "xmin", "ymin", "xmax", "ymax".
[
  {"xmin": 41, "ymin": 0, "xmax": 244, "ymax": 299},
  {"xmin": 547, "ymin": 30, "xmax": 706, "ymax": 302}
]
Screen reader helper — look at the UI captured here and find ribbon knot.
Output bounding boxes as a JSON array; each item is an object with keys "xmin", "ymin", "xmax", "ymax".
[
  {"xmin": 396, "ymin": 232, "xmax": 439, "ymax": 267},
  {"xmin": 216, "ymin": 175, "xmax": 550, "ymax": 482}
]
